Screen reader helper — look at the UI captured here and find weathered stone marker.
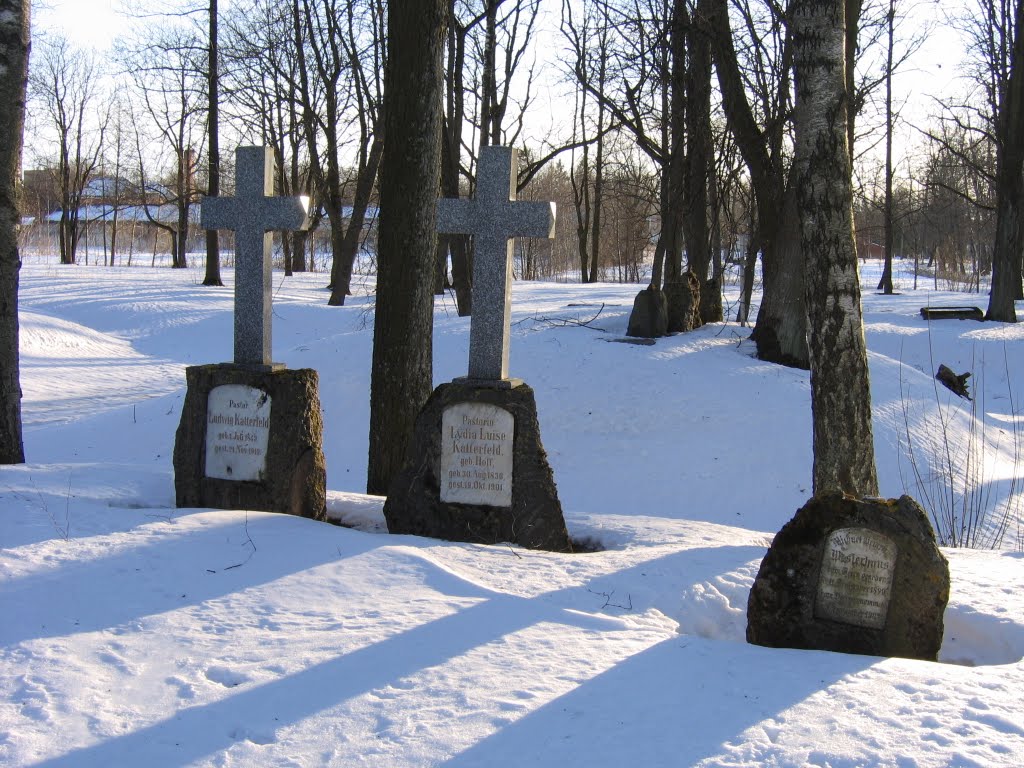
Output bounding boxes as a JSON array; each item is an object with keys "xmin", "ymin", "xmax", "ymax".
[
  {"xmin": 173, "ymin": 146, "xmax": 327, "ymax": 520},
  {"xmin": 746, "ymin": 494, "xmax": 950, "ymax": 661},
  {"xmin": 384, "ymin": 146, "xmax": 571, "ymax": 551}
]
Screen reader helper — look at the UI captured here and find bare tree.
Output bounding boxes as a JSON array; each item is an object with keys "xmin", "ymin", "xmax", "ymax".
[
  {"xmin": 222, "ymin": 0, "xmax": 316, "ymax": 273},
  {"xmin": 0, "ymin": 0, "xmax": 28, "ymax": 464},
  {"xmin": 794, "ymin": 0, "xmax": 879, "ymax": 496},
  {"xmin": 204, "ymin": 0, "xmax": 223, "ymax": 285},
  {"xmin": 562, "ymin": 0, "xmax": 612, "ymax": 284},
  {"xmin": 328, "ymin": 0, "xmax": 386, "ymax": 306},
  {"xmin": 367, "ymin": 0, "xmax": 446, "ymax": 495},
  {"xmin": 987, "ymin": 0, "xmax": 1024, "ymax": 321},
  {"xmin": 30, "ymin": 36, "xmax": 107, "ymax": 265},
  {"xmin": 439, "ymin": 0, "xmax": 545, "ymax": 314},
  {"xmin": 706, "ymin": 0, "xmax": 806, "ymax": 364},
  {"xmin": 122, "ymin": 22, "xmax": 209, "ymax": 268}
]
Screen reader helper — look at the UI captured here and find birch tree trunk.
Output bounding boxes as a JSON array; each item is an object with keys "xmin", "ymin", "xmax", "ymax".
[
  {"xmin": 793, "ymin": 0, "xmax": 879, "ymax": 497},
  {"xmin": 0, "ymin": 0, "xmax": 28, "ymax": 464},
  {"xmin": 366, "ymin": 0, "xmax": 446, "ymax": 495}
]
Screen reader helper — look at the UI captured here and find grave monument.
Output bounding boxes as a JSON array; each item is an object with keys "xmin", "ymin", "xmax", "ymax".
[
  {"xmin": 173, "ymin": 146, "xmax": 327, "ymax": 520},
  {"xmin": 383, "ymin": 146, "xmax": 572, "ymax": 552},
  {"xmin": 746, "ymin": 493, "xmax": 950, "ymax": 661}
]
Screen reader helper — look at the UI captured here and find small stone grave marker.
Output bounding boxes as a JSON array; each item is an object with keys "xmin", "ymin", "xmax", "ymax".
[
  {"xmin": 173, "ymin": 146, "xmax": 326, "ymax": 520},
  {"xmin": 746, "ymin": 494, "xmax": 950, "ymax": 661},
  {"xmin": 384, "ymin": 146, "xmax": 571, "ymax": 551}
]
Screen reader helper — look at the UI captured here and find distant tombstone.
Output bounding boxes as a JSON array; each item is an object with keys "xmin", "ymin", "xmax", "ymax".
[
  {"xmin": 746, "ymin": 494, "xmax": 950, "ymax": 661},
  {"xmin": 383, "ymin": 146, "xmax": 571, "ymax": 552},
  {"xmin": 626, "ymin": 286, "xmax": 668, "ymax": 338},
  {"xmin": 173, "ymin": 146, "xmax": 327, "ymax": 520},
  {"xmin": 664, "ymin": 271, "xmax": 701, "ymax": 334}
]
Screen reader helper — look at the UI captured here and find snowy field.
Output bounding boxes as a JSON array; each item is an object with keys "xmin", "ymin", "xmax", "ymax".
[{"xmin": 2, "ymin": 256, "xmax": 1023, "ymax": 767}]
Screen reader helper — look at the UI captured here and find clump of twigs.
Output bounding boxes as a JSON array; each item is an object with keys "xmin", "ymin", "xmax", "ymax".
[{"xmin": 897, "ymin": 345, "xmax": 1022, "ymax": 550}]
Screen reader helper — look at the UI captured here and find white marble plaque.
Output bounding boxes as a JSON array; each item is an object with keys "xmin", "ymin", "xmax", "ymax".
[
  {"xmin": 440, "ymin": 403, "xmax": 514, "ymax": 507},
  {"xmin": 815, "ymin": 527, "xmax": 898, "ymax": 629},
  {"xmin": 204, "ymin": 385, "xmax": 272, "ymax": 481}
]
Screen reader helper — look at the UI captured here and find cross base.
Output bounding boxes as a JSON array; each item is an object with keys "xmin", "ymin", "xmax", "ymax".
[
  {"xmin": 452, "ymin": 376, "xmax": 524, "ymax": 390},
  {"xmin": 227, "ymin": 361, "xmax": 287, "ymax": 373}
]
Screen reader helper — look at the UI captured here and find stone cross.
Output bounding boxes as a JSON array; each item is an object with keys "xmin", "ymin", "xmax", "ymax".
[
  {"xmin": 437, "ymin": 146, "xmax": 555, "ymax": 382},
  {"xmin": 202, "ymin": 146, "xmax": 310, "ymax": 368}
]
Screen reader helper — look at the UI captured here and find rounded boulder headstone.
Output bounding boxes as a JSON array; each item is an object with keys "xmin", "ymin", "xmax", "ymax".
[{"xmin": 746, "ymin": 493, "xmax": 950, "ymax": 661}]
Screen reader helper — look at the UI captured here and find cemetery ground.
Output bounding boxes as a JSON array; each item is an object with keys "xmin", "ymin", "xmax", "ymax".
[{"xmin": 3, "ymin": 255, "xmax": 1024, "ymax": 767}]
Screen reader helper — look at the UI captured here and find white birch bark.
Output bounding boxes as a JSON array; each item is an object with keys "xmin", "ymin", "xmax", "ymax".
[{"xmin": 793, "ymin": 0, "xmax": 879, "ymax": 496}]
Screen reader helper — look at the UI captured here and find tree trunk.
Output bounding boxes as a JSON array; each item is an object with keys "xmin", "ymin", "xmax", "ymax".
[
  {"xmin": 877, "ymin": 0, "xmax": 895, "ymax": 295},
  {"xmin": 793, "ymin": 0, "xmax": 879, "ymax": 497},
  {"xmin": 329, "ymin": 133, "xmax": 384, "ymax": 306},
  {"xmin": 0, "ymin": 0, "xmax": 28, "ymax": 464},
  {"xmin": 751, "ymin": 177, "xmax": 806, "ymax": 367},
  {"xmin": 442, "ymin": 3, "xmax": 472, "ymax": 316},
  {"xmin": 367, "ymin": 0, "xmax": 446, "ymax": 496},
  {"xmin": 203, "ymin": 0, "xmax": 223, "ymax": 287},
  {"xmin": 706, "ymin": 0, "xmax": 807, "ymax": 367},
  {"xmin": 684, "ymin": 0, "xmax": 713, "ymax": 287},
  {"xmin": 988, "ymin": 0, "xmax": 1024, "ymax": 322}
]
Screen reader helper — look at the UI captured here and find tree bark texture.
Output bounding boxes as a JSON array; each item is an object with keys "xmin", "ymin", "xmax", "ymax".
[
  {"xmin": 793, "ymin": 0, "xmax": 879, "ymax": 497},
  {"xmin": 442, "ymin": 3, "xmax": 472, "ymax": 316},
  {"xmin": 203, "ymin": 0, "xmax": 224, "ymax": 287},
  {"xmin": 0, "ymin": 0, "xmax": 28, "ymax": 464},
  {"xmin": 684, "ymin": 0, "xmax": 713, "ymax": 286},
  {"xmin": 987, "ymin": 0, "xmax": 1024, "ymax": 322},
  {"xmin": 367, "ymin": 0, "xmax": 446, "ymax": 496}
]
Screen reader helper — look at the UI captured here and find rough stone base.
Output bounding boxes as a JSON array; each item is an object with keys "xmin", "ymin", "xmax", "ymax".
[
  {"xmin": 384, "ymin": 380, "xmax": 572, "ymax": 552},
  {"xmin": 746, "ymin": 494, "xmax": 949, "ymax": 661},
  {"xmin": 665, "ymin": 272, "xmax": 701, "ymax": 333},
  {"xmin": 700, "ymin": 277, "xmax": 724, "ymax": 324},
  {"xmin": 173, "ymin": 364, "xmax": 327, "ymax": 520},
  {"xmin": 626, "ymin": 286, "xmax": 668, "ymax": 338}
]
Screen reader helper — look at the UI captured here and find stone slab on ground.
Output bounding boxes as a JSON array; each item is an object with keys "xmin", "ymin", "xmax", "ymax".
[
  {"xmin": 174, "ymin": 363, "xmax": 326, "ymax": 520},
  {"xmin": 746, "ymin": 493, "xmax": 950, "ymax": 661},
  {"xmin": 384, "ymin": 379, "xmax": 571, "ymax": 552}
]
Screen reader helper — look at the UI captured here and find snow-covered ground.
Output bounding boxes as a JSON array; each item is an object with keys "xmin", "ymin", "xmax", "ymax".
[{"xmin": 2, "ymin": 256, "xmax": 1023, "ymax": 767}]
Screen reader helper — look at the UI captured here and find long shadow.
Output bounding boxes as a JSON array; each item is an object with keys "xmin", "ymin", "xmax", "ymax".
[
  {"xmin": 30, "ymin": 585, "xmax": 633, "ymax": 767},
  {"xmin": 25, "ymin": 540, "xmax": 825, "ymax": 767},
  {"xmin": 1, "ymin": 512, "xmax": 382, "ymax": 648},
  {"xmin": 442, "ymin": 636, "xmax": 875, "ymax": 768}
]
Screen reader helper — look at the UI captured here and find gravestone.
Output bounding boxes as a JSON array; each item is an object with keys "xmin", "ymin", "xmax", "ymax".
[
  {"xmin": 173, "ymin": 146, "xmax": 327, "ymax": 520},
  {"xmin": 383, "ymin": 146, "xmax": 572, "ymax": 552},
  {"xmin": 746, "ymin": 493, "xmax": 950, "ymax": 661},
  {"xmin": 626, "ymin": 286, "xmax": 668, "ymax": 338}
]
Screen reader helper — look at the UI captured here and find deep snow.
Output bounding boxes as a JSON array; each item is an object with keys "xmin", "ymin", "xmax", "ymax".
[{"xmin": 2, "ymin": 256, "xmax": 1023, "ymax": 767}]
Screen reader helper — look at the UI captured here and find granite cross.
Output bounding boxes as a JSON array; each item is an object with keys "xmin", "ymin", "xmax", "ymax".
[
  {"xmin": 437, "ymin": 146, "xmax": 556, "ymax": 382},
  {"xmin": 202, "ymin": 145, "xmax": 310, "ymax": 368}
]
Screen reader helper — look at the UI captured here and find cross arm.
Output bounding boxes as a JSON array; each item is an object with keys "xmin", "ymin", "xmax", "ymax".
[
  {"xmin": 201, "ymin": 196, "xmax": 239, "ymax": 231},
  {"xmin": 509, "ymin": 200, "xmax": 556, "ymax": 240},
  {"xmin": 263, "ymin": 197, "xmax": 312, "ymax": 233},
  {"xmin": 436, "ymin": 197, "xmax": 477, "ymax": 235}
]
